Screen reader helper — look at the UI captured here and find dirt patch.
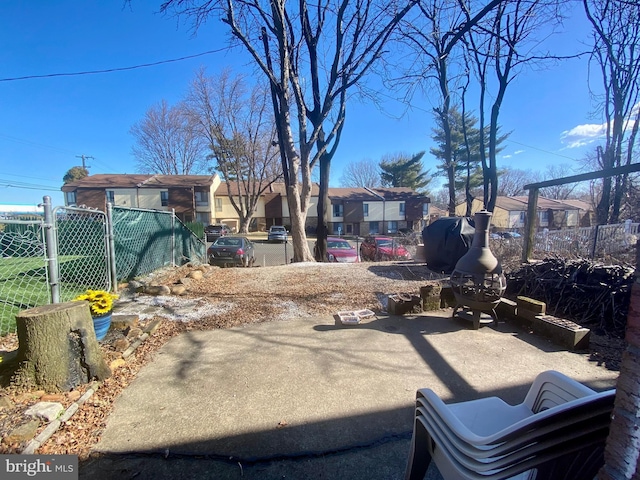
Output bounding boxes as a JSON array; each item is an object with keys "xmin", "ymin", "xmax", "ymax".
[{"xmin": 0, "ymin": 261, "xmax": 625, "ymax": 459}]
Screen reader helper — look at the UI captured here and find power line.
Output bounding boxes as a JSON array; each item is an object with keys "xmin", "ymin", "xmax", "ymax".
[
  {"xmin": 0, "ymin": 179, "xmax": 60, "ymax": 192},
  {"xmin": 0, "ymin": 48, "xmax": 228, "ymax": 83}
]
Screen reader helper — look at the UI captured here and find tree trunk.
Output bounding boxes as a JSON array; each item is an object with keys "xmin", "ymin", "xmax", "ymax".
[
  {"xmin": 315, "ymin": 158, "xmax": 331, "ymax": 262},
  {"xmin": 12, "ymin": 301, "xmax": 111, "ymax": 392}
]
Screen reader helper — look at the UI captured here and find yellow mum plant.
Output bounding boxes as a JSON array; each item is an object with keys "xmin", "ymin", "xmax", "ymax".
[{"xmin": 73, "ymin": 289, "xmax": 119, "ymax": 316}]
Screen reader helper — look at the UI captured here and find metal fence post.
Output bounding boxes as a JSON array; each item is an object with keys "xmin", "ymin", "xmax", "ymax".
[
  {"xmin": 171, "ymin": 209, "xmax": 176, "ymax": 267},
  {"xmin": 106, "ymin": 203, "xmax": 117, "ymax": 293},
  {"xmin": 42, "ymin": 196, "xmax": 60, "ymax": 304},
  {"xmin": 285, "ymin": 240, "xmax": 288, "ymax": 264}
]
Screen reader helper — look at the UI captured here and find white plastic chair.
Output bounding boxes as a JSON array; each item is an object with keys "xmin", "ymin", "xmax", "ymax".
[{"xmin": 405, "ymin": 371, "xmax": 615, "ymax": 480}]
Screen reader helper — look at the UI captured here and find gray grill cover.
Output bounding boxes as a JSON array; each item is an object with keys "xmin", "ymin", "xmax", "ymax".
[{"xmin": 422, "ymin": 217, "xmax": 475, "ymax": 274}]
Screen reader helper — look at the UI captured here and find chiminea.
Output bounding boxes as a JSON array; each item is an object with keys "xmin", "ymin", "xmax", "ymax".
[{"xmin": 450, "ymin": 210, "xmax": 506, "ymax": 329}]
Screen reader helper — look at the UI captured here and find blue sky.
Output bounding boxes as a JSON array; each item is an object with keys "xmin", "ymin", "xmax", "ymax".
[{"xmin": 1, "ymin": 1, "xmax": 605, "ymax": 207}]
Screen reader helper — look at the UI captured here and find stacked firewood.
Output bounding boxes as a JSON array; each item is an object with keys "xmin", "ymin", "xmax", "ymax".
[{"xmin": 505, "ymin": 258, "xmax": 636, "ymax": 338}]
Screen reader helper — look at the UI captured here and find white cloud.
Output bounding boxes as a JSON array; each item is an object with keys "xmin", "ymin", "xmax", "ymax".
[
  {"xmin": 560, "ymin": 123, "xmax": 606, "ymax": 148},
  {"xmin": 561, "ymin": 102, "xmax": 640, "ymax": 149},
  {"xmin": 514, "ymin": 150, "xmax": 525, "ymax": 155},
  {"xmin": 502, "ymin": 154, "xmax": 512, "ymax": 159}
]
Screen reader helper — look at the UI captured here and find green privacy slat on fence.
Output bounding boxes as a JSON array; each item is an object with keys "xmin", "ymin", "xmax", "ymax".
[
  {"xmin": 112, "ymin": 207, "xmax": 206, "ymax": 282},
  {"xmin": 175, "ymin": 219, "xmax": 207, "ymax": 267}
]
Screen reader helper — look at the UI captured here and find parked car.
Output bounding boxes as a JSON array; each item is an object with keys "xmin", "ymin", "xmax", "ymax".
[
  {"xmin": 315, "ymin": 237, "xmax": 359, "ymax": 263},
  {"xmin": 205, "ymin": 223, "xmax": 231, "ymax": 242},
  {"xmin": 207, "ymin": 236, "xmax": 255, "ymax": 267},
  {"xmin": 360, "ymin": 235, "xmax": 411, "ymax": 261},
  {"xmin": 268, "ymin": 225, "xmax": 288, "ymax": 243}
]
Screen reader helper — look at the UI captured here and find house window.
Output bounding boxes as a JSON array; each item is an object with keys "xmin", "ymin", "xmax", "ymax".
[
  {"xmin": 195, "ymin": 191, "xmax": 209, "ymax": 206},
  {"xmin": 106, "ymin": 190, "xmax": 115, "ymax": 204},
  {"xmin": 196, "ymin": 212, "xmax": 209, "ymax": 224},
  {"xmin": 333, "ymin": 204, "xmax": 343, "ymax": 218},
  {"xmin": 422, "ymin": 203, "xmax": 429, "ymax": 217},
  {"xmin": 65, "ymin": 191, "xmax": 77, "ymax": 206},
  {"xmin": 333, "ymin": 222, "xmax": 344, "ymax": 235},
  {"xmin": 388, "ymin": 221, "xmax": 398, "ymax": 234},
  {"xmin": 539, "ymin": 211, "xmax": 549, "ymax": 225},
  {"xmin": 399, "ymin": 202, "xmax": 405, "ymax": 216},
  {"xmin": 160, "ymin": 191, "xmax": 169, "ymax": 207},
  {"xmin": 369, "ymin": 222, "xmax": 379, "ymax": 234},
  {"xmin": 215, "ymin": 198, "xmax": 223, "ymax": 212},
  {"xmin": 363, "ymin": 204, "xmax": 369, "ymax": 217}
]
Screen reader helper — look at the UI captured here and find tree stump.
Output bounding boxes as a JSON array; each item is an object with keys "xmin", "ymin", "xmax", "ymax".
[{"xmin": 12, "ymin": 301, "xmax": 111, "ymax": 392}]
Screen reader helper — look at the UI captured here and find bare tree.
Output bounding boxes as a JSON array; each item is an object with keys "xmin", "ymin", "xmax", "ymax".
[
  {"xmin": 584, "ymin": 0, "xmax": 640, "ymax": 224},
  {"xmin": 185, "ymin": 68, "xmax": 282, "ymax": 233},
  {"xmin": 339, "ymin": 159, "xmax": 381, "ymax": 188},
  {"xmin": 539, "ymin": 164, "xmax": 579, "ymax": 199},
  {"xmin": 396, "ymin": 0, "xmax": 506, "ymax": 216},
  {"xmin": 130, "ymin": 99, "xmax": 207, "ymax": 175},
  {"xmin": 160, "ymin": 0, "xmax": 417, "ymax": 262},
  {"xmin": 497, "ymin": 167, "xmax": 539, "ymax": 197},
  {"xmin": 462, "ymin": 0, "xmax": 564, "ymax": 213}
]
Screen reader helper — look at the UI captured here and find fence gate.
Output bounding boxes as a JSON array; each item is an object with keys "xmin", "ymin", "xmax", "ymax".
[{"xmin": 54, "ymin": 205, "xmax": 111, "ymax": 303}]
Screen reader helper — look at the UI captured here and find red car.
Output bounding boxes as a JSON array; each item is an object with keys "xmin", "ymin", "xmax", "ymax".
[
  {"xmin": 325, "ymin": 237, "xmax": 359, "ymax": 263},
  {"xmin": 359, "ymin": 236, "xmax": 411, "ymax": 261}
]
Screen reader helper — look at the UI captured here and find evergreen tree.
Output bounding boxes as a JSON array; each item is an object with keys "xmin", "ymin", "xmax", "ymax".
[
  {"xmin": 430, "ymin": 107, "xmax": 508, "ymax": 214},
  {"xmin": 379, "ymin": 151, "xmax": 431, "ymax": 193},
  {"xmin": 63, "ymin": 166, "xmax": 89, "ymax": 184}
]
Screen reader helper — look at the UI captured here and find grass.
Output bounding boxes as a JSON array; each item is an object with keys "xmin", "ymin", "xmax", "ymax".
[{"xmin": 0, "ymin": 255, "xmax": 92, "ymax": 335}]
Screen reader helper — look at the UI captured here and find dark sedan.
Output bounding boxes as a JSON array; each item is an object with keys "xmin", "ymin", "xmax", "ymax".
[
  {"xmin": 207, "ymin": 236, "xmax": 255, "ymax": 267},
  {"xmin": 205, "ymin": 223, "xmax": 231, "ymax": 242}
]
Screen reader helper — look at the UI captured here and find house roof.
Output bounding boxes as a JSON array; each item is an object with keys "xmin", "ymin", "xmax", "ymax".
[
  {"xmin": 559, "ymin": 199, "xmax": 592, "ymax": 211},
  {"xmin": 61, "ymin": 174, "xmax": 217, "ymax": 192},
  {"xmin": 459, "ymin": 196, "xmax": 591, "ymax": 213},
  {"xmin": 329, "ymin": 187, "xmax": 430, "ymax": 202}
]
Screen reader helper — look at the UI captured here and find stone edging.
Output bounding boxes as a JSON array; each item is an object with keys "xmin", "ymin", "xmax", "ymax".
[{"xmin": 19, "ymin": 318, "xmax": 163, "ymax": 454}]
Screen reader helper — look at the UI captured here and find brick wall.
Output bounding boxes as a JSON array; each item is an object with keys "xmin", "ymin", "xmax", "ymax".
[{"xmin": 598, "ymin": 240, "xmax": 640, "ymax": 479}]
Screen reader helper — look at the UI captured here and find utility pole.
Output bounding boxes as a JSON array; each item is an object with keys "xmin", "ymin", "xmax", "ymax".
[{"xmin": 76, "ymin": 154, "xmax": 93, "ymax": 170}]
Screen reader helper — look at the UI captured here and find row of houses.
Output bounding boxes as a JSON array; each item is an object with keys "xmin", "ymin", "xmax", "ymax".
[
  {"xmin": 456, "ymin": 197, "xmax": 594, "ymax": 231},
  {"xmin": 60, "ymin": 173, "xmax": 595, "ymax": 235},
  {"xmin": 61, "ymin": 174, "xmax": 431, "ymax": 235}
]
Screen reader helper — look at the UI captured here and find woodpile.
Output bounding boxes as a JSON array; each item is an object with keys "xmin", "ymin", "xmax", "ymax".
[{"xmin": 505, "ymin": 258, "xmax": 635, "ymax": 338}]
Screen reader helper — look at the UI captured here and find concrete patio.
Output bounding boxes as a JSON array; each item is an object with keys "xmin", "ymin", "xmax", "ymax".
[{"xmin": 80, "ymin": 309, "xmax": 619, "ymax": 479}]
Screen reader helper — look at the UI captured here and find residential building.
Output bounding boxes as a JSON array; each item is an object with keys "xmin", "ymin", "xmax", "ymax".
[
  {"xmin": 455, "ymin": 196, "xmax": 593, "ymax": 230},
  {"xmin": 61, "ymin": 174, "xmax": 220, "ymax": 224},
  {"xmin": 61, "ymin": 175, "xmax": 430, "ymax": 234},
  {"xmin": 328, "ymin": 187, "xmax": 430, "ymax": 236}
]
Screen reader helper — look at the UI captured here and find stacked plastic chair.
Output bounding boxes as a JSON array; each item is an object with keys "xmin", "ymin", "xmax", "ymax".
[{"xmin": 405, "ymin": 370, "xmax": 615, "ymax": 480}]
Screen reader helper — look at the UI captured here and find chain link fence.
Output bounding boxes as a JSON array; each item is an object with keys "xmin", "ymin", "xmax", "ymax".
[
  {"xmin": 0, "ymin": 218, "xmax": 48, "ymax": 335},
  {"xmin": 0, "ymin": 198, "xmax": 206, "ymax": 336},
  {"xmin": 55, "ymin": 206, "xmax": 111, "ymax": 303},
  {"xmin": 490, "ymin": 221, "xmax": 639, "ymax": 270}
]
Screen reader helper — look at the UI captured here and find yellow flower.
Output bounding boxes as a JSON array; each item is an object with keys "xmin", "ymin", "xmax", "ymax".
[{"xmin": 72, "ymin": 289, "xmax": 119, "ymax": 316}]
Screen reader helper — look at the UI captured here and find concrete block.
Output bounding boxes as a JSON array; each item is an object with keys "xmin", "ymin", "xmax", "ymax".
[
  {"xmin": 516, "ymin": 296, "xmax": 546, "ymax": 315},
  {"xmin": 496, "ymin": 298, "xmax": 517, "ymax": 320},
  {"xmin": 420, "ymin": 283, "xmax": 442, "ymax": 311},
  {"xmin": 531, "ymin": 315, "xmax": 590, "ymax": 351},
  {"xmin": 387, "ymin": 293, "xmax": 422, "ymax": 315}
]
